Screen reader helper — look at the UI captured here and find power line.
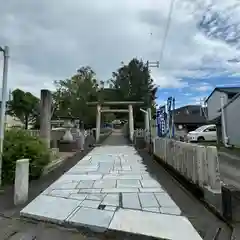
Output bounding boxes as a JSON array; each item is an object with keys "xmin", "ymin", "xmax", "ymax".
[{"xmin": 159, "ymin": 0, "xmax": 175, "ymax": 64}]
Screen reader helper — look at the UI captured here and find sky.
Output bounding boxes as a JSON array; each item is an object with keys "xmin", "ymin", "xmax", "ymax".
[{"xmin": 0, "ymin": 0, "xmax": 240, "ymax": 108}]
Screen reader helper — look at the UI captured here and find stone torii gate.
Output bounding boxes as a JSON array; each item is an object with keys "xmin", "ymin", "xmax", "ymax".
[{"xmin": 87, "ymin": 101, "xmax": 144, "ymax": 142}]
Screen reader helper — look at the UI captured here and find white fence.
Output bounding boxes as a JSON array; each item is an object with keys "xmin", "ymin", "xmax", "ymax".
[
  {"xmin": 134, "ymin": 129, "xmax": 150, "ymax": 143},
  {"xmin": 26, "ymin": 129, "xmax": 92, "ymax": 138},
  {"xmin": 153, "ymin": 137, "xmax": 221, "ymax": 192},
  {"xmin": 27, "ymin": 130, "xmax": 40, "ymax": 137}
]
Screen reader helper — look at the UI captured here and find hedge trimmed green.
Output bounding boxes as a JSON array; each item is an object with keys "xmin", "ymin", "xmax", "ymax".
[{"xmin": 2, "ymin": 129, "xmax": 50, "ymax": 184}]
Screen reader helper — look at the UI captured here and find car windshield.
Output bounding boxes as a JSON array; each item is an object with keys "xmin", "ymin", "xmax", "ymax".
[{"xmin": 194, "ymin": 126, "xmax": 208, "ymax": 132}]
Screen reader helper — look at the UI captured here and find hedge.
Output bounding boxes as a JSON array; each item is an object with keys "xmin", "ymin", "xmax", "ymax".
[{"xmin": 2, "ymin": 129, "xmax": 50, "ymax": 185}]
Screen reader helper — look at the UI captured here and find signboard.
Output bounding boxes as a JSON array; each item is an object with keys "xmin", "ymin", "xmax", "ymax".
[{"xmin": 156, "ymin": 105, "xmax": 166, "ymax": 137}]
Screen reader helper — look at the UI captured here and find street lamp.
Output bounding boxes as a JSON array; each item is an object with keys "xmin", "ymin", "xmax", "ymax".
[{"xmin": 0, "ymin": 46, "xmax": 9, "ymax": 186}]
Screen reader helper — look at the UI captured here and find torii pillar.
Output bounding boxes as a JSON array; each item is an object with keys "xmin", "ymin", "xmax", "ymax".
[
  {"xmin": 128, "ymin": 104, "xmax": 134, "ymax": 142},
  {"xmin": 96, "ymin": 104, "xmax": 101, "ymax": 142}
]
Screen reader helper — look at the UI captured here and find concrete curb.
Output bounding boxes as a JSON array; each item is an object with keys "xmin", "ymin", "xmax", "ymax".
[{"xmin": 42, "ymin": 153, "xmax": 76, "ymax": 176}]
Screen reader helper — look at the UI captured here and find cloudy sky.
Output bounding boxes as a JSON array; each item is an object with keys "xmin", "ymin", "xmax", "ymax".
[{"xmin": 0, "ymin": 0, "xmax": 240, "ymax": 107}]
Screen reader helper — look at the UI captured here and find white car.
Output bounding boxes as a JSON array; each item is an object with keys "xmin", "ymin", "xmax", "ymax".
[{"xmin": 187, "ymin": 124, "xmax": 217, "ymax": 142}]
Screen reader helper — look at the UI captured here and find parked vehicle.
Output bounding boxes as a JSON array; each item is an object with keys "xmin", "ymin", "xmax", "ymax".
[{"xmin": 187, "ymin": 124, "xmax": 217, "ymax": 142}]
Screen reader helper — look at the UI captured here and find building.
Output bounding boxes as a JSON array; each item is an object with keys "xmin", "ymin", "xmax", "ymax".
[
  {"xmin": 5, "ymin": 115, "xmax": 24, "ymax": 129},
  {"xmin": 205, "ymin": 87, "xmax": 240, "ymax": 147},
  {"xmin": 172, "ymin": 105, "xmax": 207, "ymax": 140}
]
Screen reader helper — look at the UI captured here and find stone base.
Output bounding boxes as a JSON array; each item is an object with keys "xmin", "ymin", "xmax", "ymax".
[
  {"xmin": 134, "ymin": 137, "xmax": 146, "ymax": 149},
  {"xmin": 58, "ymin": 140, "xmax": 77, "ymax": 152},
  {"xmin": 221, "ymin": 184, "xmax": 240, "ymax": 223},
  {"xmin": 51, "ymin": 148, "xmax": 59, "ymax": 159},
  {"xmin": 203, "ymin": 186, "xmax": 222, "ymax": 215}
]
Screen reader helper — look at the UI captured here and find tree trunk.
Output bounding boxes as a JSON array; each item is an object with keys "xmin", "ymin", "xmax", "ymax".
[{"xmin": 24, "ymin": 116, "xmax": 29, "ymax": 129}]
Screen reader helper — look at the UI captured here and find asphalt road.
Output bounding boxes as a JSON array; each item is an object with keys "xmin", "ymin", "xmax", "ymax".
[{"xmin": 218, "ymin": 151, "xmax": 240, "ymax": 189}]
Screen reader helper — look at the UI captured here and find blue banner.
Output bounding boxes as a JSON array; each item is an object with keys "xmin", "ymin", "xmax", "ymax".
[{"xmin": 156, "ymin": 105, "xmax": 166, "ymax": 137}]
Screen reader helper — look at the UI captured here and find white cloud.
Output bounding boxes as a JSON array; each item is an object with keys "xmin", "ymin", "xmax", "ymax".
[
  {"xmin": 189, "ymin": 95, "xmax": 208, "ymax": 105},
  {"xmin": 191, "ymin": 82, "xmax": 213, "ymax": 92},
  {"xmin": 0, "ymin": 0, "xmax": 240, "ymax": 96}
]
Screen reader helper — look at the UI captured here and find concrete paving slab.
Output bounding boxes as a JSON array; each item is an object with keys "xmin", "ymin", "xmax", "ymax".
[
  {"xmin": 140, "ymin": 179, "xmax": 162, "ymax": 188},
  {"xmin": 109, "ymin": 208, "xmax": 203, "ymax": 239},
  {"xmin": 79, "ymin": 189, "xmax": 102, "ymax": 193},
  {"xmin": 57, "ymin": 174, "xmax": 102, "ymax": 182},
  {"xmin": 160, "ymin": 206, "xmax": 181, "ymax": 215},
  {"xmin": 102, "ymin": 188, "xmax": 139, "ymax": 193},
  {"xmin": 86, "ymin": 193, "xmax": 106, "ymax": 201},
  {"xmin": 138, "ymin": 193, "xmax": 159, "ymax": 208},
  {"xmin": 103, "ymin": 174, "xmax": 142, "ymax": 180},
  {"xmin": 104, "ymin": 206, "xmax": 117, "ymax": 211},
  {"xmin": 68, "ymin": 193, "xmax": 87, "ymax": 201},
  {"xmin": 48, "ymin": 189, "xmax": 79, "ymax": 198},
  {"xmin": 21, "ymin": 141, "xmax": 203, "ymax": 239},
  {"xmin": 80, "ymin": 199, "xmax": 101, "ymax": 209},
  {"xmin": 76, "ymin": 180, "xmax": 94, "ymax": 188},
  {"xmin": 117, "ymin": 179, "xmax": 141, "ymax": 188},
  {"xmin": 122, "ymin": 166, "xmax": 131, "ymax": 171},
  {"xmin": 101, "ymin": 194, "xmax": 119, "ymax": 206},
  {"xmin": 122, "ymin": 193, "xmax": 141, "ymax": 209},
  {"xmin": 139, "ymin": 188, "xmax": 164, "ymax": 193},
  {"xmin": 93, "ymin": 179, "xmax": 117, "ymax": 188},
  {"xmin": 154, "ymin": 193, "xmax": 178, "ymax": 207},
  {"xmin": 21, "ymin": 195, "xmax": 80, "ymax": 224},
  {"xmin": 142, "ymin": 207, "xmax": 160, "ymax": 213},
  {"xmin": 52, "ymin": 181, "xmax": 79, "ymax": 190},
  {"xmin": 67, "ymin": 207, "xmax": 114, "ymax": 232}
]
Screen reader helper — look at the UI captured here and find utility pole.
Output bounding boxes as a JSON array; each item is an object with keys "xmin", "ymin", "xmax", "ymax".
[
  {"xmin": 0, "ymin": 46, "xmax": 9, "ymax": 186},
  {"xmin": 146, "ymin": 60, "xmax": 159, "ymax": 149}
]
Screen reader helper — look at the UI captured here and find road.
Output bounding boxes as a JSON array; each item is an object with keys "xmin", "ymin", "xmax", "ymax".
[{"xmin": 218, "ymin": 151, "xmax": 240, "ymax": 189}]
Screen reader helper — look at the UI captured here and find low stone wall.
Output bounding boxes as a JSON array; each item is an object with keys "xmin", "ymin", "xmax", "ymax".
[
  {"xmin": 153, "ymin": 137, "xmax": 221, "ymax": 192},
  {"xmin": 152, "ymin": 137, "xmax": 233, "ymax": 223}
]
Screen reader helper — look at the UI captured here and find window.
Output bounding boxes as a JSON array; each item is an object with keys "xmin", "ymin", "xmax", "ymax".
[
  {"xmin": 191, "ymin": 109, "xmax": 200, "ymax": 114},
  {"xmin": 204, "ymin": 126, "xmax": 216, "ymax": 132}
]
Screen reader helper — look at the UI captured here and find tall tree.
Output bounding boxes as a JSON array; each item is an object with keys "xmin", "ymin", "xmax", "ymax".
[
  {"xmin": 53, "ymin": 66, "xmax": 100, "ymax": 126},
  {"xmin": 7, "ymin": 89, "xmax": 40, "ymax": 129},
  {"xmin": 111, "ymin": 58, "xmax": 157, "ymax": 127}
]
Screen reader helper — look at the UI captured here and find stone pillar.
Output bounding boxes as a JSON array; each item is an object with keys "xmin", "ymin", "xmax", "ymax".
[
  {"xmin": 145, "ymin": 110, "xmax": 150, "ymax": 143},
  {"xmin": 147, "ymin": 107, "xmax": 152, "ymax": 142},
  {"xmin": 206, "ymin": 146, "xmax": 221, "ymax": 191},
  {"xmin": 128, "ymin": 104, "xmax": 134, "ymax": 142},
  {"xmin": 14, "ymin": 159, "xmax": 29, "ymax": 205},
  {"xmin": 40, "ymin": 89, "xmax": 52, "ymax": 148},
  {"xmin": 196, "ymin": 145, "xmax": 207, "ymax": 187},
  {"xmin": 96, "ymin": 104, "xmax": 101, "ymax": 142},
  {"xmin": 145, "ymin": 112, "xmax": 149, "ymax": 132}
]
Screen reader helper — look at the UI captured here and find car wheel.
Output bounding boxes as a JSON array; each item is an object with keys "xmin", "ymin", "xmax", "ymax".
[{"xmin": 197, "ymin": 136, "xmax": 205, "ymax": 142}]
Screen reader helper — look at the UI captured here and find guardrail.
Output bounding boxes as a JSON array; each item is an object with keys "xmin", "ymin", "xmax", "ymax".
[{"xmin": 153, "ymin": 137, "xmax": 221, "ymax": 192}]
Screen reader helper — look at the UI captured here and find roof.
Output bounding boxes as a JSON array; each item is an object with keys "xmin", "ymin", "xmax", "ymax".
[
  {"xmin": 173, "ymin": 105, "xmax": 207, "ymax": 124},
  {"xmin": 207, "ymin": 115, "xmax": 221, "ymax": 125},
  {"xmin": 173, "ymin": 105, "xmax": 202, "ymax": 113},
  {"xmin": 205, "ymin": 87, "xmax": 240, "ymax": 102},
  {"xmin": 223, "ymin": 92, "xmax": 240, "ymax": 109}
]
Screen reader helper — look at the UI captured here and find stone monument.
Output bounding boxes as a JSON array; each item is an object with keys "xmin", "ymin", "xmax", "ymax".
[{"xmin": 40, "ymin": 89, "xmax": 52, "ymax": 148}]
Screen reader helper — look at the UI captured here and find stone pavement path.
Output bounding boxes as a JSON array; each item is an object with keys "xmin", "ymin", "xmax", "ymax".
[{"xmin": 20, "ymin": 131, "xmax": 202, "ymax": 239}]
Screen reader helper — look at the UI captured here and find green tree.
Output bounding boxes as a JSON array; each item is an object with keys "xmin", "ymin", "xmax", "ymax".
[
  {"xmin": 111, "ymin": 58, "xmax": 157, "ymax": 127},
  {"xmin": 53, "ymin": 66, "xmax": 100, "ymax": 126},
  {"xmin": 7, "ymin": 89, "xmax": 40, "ymax": 129}
]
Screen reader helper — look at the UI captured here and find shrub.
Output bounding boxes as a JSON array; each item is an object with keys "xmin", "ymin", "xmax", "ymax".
[{"xmin": 2, "ymin": 129, "xmax": 50, "ymax": 185}]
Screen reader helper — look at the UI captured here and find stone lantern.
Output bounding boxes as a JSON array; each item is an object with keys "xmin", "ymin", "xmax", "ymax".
[{"xmin": 62, "ymin": 118, "xmax": 74, "ymax": 141}]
